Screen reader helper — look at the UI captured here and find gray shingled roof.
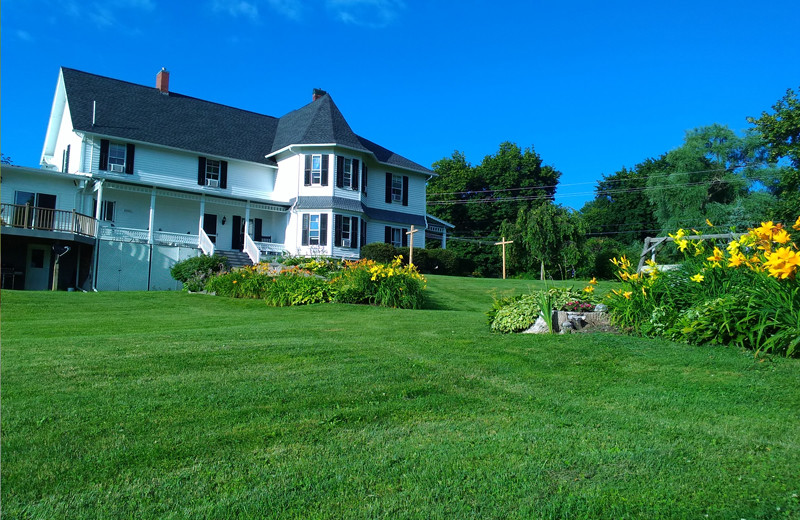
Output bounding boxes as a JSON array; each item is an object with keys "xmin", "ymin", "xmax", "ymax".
[
  {"xmin": 291, "ymin": 196, "xmax": 426, "ymax": 226},
  {"xmin": 62, "ymin": 68, "xmax": 280, "ymax": 165},
  {"xmin": 61, "ymin": 67, "xmax": 432, "ymax": 174}
]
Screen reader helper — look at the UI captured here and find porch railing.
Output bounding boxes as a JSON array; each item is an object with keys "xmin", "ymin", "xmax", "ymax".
[
  {"xmin": 253, "ymin": 240, "xmax": 284, "ymax": 255},
  {"xmin": 0, "ymin": 203, "xmax": 96, "ymax": 238},
  {"xmin": 199, "ymin": 220, "xmax": 215, "ymax": 256},
  {"xmin": 98, "ymin": 226, "xmax": 200, "ymax": 248},
  {"xmin": 243, "ymin": 233, "xmax": 260, "ymax": 265}
]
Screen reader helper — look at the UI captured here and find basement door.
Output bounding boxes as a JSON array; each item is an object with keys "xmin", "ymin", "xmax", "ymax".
[{"xmin": 25, "ymin": 244, "xmax": 51, "ymax": 290}]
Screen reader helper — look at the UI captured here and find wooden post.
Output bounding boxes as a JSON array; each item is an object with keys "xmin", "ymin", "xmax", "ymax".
[
  {"xmin": 494, "ymin": 236, "xmax": 513, "ymax": 279},
  {"xmin": 406, "ymin": 225, "xmax": 419, "ymax": 266},
  {"xmin": 52, "ymin": 255, "xmax": 60, "ymax": 291}
]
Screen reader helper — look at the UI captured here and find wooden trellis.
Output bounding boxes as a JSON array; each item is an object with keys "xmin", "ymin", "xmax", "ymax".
[{"xmin": 637, "ymin": 232, "xmax": 746, "ymax": 272}]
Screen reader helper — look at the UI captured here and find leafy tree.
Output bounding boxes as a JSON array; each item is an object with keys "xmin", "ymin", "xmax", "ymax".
[
  {"xmin": 581, "ymin": 159, "xmax": 662, "ymax": 244},
  {"xmin": 502, "ymin": 203, "xmax": 585, "ymax": 280},
  {"xmin": 1, "ymin": 153, "xmax": 13, "ymax": 165},
  {"xmin": 747, "ymin": 86, "xmax": 800, "ymax": 222},
  {"xmin": 428, "ymin": 142, "xmax": 561, "ymax": 239},
  {"xmin": 646, "ymin": 124, "xmax": 768, "ymax": 232}
]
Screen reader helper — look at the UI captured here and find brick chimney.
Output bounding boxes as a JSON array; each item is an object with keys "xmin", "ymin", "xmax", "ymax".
[
  {"xmin": 312, "ymin": 88, "xmax": 326, "ymax": 101},
  {"xmin": 156, "ymin": 68, "xmax": 170, "ymax": 94}
]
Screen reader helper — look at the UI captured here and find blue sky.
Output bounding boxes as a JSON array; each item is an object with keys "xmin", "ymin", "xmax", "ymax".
[{"xmin": 2, "ymin": 0, "xmax": 799, "ymax": 209}]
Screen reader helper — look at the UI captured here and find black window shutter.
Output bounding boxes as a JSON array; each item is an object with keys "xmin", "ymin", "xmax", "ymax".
[
  {"xmin": 385, "ymin": 172, "xmax": 392, "ymax": 203},
  {"xmin": 361, "ymin": 220, "xmax": 367, "ymax": 248},
  {"xmin": 64, "ymin": 145, "xmax": 71, "ymax": 172},
  {"xmin": 320, "ymin": 214, "xmax": 328, "ymax": 246},
  {"xmin": 402, "ymin": 228, "xmax": 408, "ymax": 247},
  {"xmin": 336, "ymin": 156, "xmax": 344, "ymax": 188},
  {"xmin": 351, "ymin": 217, "xmax": 359, "ymax": 248},
  {"xmin": 334, "ymin": 214, "xmax": 342, "ymax": 247},
  {"xmin": 385, "ymin": 226, "xmax": 392, "ymax": 244},
  {"xmin": 402, "ymin": 176, "xmax": 409, "ymax": 206},
  {"xmin": 352, "ymin": 159, "xmax": 360, "ymax": 191},
  {"xmin": 198, "ymin": 157, "xmax": 207, "ymax": 185},
  {"xmin": 125, "ymin": 144, "xmax": 135, "ymax": 174},
  {"xmin": 302, "ymin": 214, "xmax": 310, "ymax": 246},
  {"xmin": 254, "ymin": 218, "xmax": 263, "ymax": 242},
  {"xmin": 304, "ymin": 155, "xmax": 312, "ymax": 186},
  {"xmin": 362, "ymin": 165, "xmax": 368, "ymax": 195},
  {"xmin": 99, "ymin": 139, "xmax": 110, "ymax": 171},
  {"xmin": 321, "ymin": 155, "xmax": 329, "ymax": 186},
  {"xmin": 220, "ymin": 161, "xmax": 228, "ymax": 189}
]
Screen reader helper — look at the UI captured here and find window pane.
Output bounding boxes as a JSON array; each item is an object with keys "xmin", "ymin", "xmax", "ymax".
[
  {"xmin": 312, "ymin": 155, "xmax": 321, "ymax": 171},
  {"xmin": 109, "ymin": 143, "xmax": 126, "ymax": 166}
]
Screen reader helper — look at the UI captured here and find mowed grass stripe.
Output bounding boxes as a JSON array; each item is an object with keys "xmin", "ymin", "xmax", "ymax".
[{"xmin": 2, "ymin": 278, "xmax": 799, "ymax": 519}]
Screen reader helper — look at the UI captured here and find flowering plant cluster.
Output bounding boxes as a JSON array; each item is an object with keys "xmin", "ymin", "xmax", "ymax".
[
  {"xmin": 606, "ymin": 216, "xmax": 800, "ymax": 357},
  {"xmin": 203, "ymin": 256, "xmax": 426, "ymax": 309},
  {"xmin": 562, "ymin": 301, "xmax": 595, "ymax": 312}
]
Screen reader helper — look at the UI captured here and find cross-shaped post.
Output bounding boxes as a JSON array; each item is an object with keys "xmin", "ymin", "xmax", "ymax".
[
  {"xmin": 494, "ymin": 236, "xmax": 514, "ymax": 279},
  {"xmin": 406, "ymin": 225, "xmax": 420, "ymax": 266}
]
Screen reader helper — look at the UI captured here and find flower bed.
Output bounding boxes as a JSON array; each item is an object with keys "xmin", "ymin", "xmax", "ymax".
[
  {"xmin": 605, "ymin": 217, "xmax": 800, "ymax": 357},
  {"xmin": 203, "ymin": 256, "xmax": 426, "ymax": 309}
]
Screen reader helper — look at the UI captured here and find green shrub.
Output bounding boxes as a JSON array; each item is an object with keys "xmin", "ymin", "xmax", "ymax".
[
  {"xmin": 361, "ymin": 243, "xmax": 397, "ymax": 264},
  {"xmin": 170, "ymin": 254, "xmax": 229, "ymax": 290}
]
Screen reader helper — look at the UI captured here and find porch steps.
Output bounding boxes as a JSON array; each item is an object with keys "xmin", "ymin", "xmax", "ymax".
[{"xmin": 216, "ymin": 249, "xmax": 255, "ymax": 269}]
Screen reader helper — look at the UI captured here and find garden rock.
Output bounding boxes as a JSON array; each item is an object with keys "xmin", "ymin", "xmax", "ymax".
[{"xmin": 522, "ymin": 310, "xmax": 613, "ymax": 334}]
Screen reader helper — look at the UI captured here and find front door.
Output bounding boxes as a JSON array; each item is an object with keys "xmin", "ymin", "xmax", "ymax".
[
  {"xmin": 203, "ymin": 213, "xmax": 217, "ymax": 244},
  {"xmin": 231, "ymin": 215, "xmax": 244, "ymax": 251},
  {"xmin": 25, "ymin": 244, "xmax": 51, "ymax": 290}
]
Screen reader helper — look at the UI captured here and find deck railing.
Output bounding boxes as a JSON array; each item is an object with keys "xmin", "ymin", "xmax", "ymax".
[{"xmin": 0, "ymin": 203, "xmax": 97, "ymax": 238}]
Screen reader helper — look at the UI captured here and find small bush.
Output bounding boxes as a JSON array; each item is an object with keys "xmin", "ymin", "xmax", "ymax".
[
  {"xmin": 170, "ymin": 254, "xmax": 229, "ymax": 290},
  {"xmin": 333, "ymin": 257, "xmax": 426, "ymax": 309}
]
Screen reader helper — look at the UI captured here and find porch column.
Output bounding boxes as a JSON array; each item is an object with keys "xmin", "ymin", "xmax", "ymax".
[
  {"xmin": 199, "ymin": 194, "xmax": 206, "ymax": 234},
  {"xmin": 148, "ymin": 187, "xmax": 156, "ymax": 245},
  {"xmin": 244, "ymin": 201, "xmax": 251, "ymax": 238},
  {"xmin": 94, "ymin": 180, "xmax": 104, "ymax": 224},
  {"xmin": 442, "ymin": 228, "xmax": 447, "ymax": 249}
]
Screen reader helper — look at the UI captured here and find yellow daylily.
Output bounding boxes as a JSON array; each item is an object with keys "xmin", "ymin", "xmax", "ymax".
[
  {"xmin": 583, "ymin": 285, "xmax": 595, "ymax": 294},
  {"xmin": 764, "ymin": 247, "xmax": 800, "ymax": 280},
  {"xmin": 588, "ymin": 277, "xmax": 598, "ymax": 285},
  {"xmin": 706, "ymin": 246, "xmax": 724, "ymax": 263},
  {"xmin": 793, "ymin": 216, "xmax": 800, "ymax": 231},
  {"xmin": 690, "ymin": 273, "xmax": 704, "ymax": 283},
  {"xmin": 773, "ymin": 228, "xmax": 791, "ymax": 244},
  {"xmin": 623, "ymin": 291, "xmax": 632, "ymax": 299},
  {"xmin": 727, "ymin": 253, "xmax": 746, "ymax": 268},
  {"xmin": 705, "ymin": 218, "xmax": 714, "ymax": 227}
]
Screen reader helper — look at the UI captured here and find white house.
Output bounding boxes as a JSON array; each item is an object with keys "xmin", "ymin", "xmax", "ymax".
[{"xmin": 1, "ymin": 67, "xmax": 453, "ymax": 291}]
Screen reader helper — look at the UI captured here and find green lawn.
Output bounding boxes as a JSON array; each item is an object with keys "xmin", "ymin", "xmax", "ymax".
[{"xmin": 2, "ymin": 276, "xmax": 799, "ymax": 519}]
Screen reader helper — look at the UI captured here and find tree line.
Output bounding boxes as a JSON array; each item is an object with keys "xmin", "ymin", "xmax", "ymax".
[{"xmin": 427, "ymin": 87, "xmax": 800, "ymax": 279}]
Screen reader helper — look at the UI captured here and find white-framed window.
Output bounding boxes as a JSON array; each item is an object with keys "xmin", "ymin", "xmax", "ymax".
[
  {"xmin": 206, "ymin": 159, "xmax": 221, "ymax": 186},
  {"xmin": 392, "ymin": 174, "xmax": 403, "ymax": 202},
  {"xmin": 343, "ymin": 158, "xmax": 352, "ymax": 188},
  {"xmin": 341, "ymin": 216, "xmax": 351, "ymax": 247},
  {"xmin": 93, "ymin": 199, "xmax": 116, "ymax": 222},
  {"xmin": 309, "ymin": 214, "xmax": 320, "ymax": 245},
  {"xmin": 108, "ymin": 143, "xmax": 126, "ymax": 172},
  {"xmin": 311, "ymin": 155, "xmax": 322, "ymax": 184}
]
